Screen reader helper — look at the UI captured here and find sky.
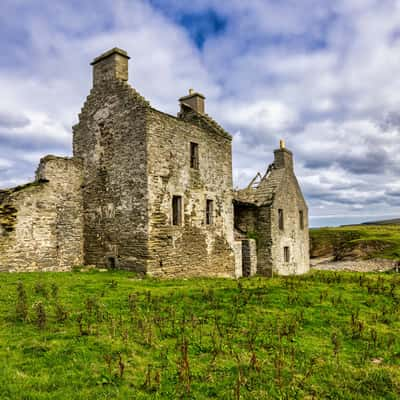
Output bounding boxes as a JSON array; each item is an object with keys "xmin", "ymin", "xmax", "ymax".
[{"xmin": 1, "ymin": 0, "xmax": 400, "ymax": 227}]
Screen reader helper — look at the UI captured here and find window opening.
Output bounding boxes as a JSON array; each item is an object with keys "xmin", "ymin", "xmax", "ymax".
[
  {"xmin": 284, "ymin": 247, "xmax": 290, "ymax": 263},
  {"xmin": 278, "ymin": 209, "xmax": 284, "ymax": 230},
  {"xmin": 190, "ymin": 142, "xmax": 199, "ymax": 169},
  {"xmin": 206, "ymin": 199, "xmax": 214, "ymax": 225},
  {"xmin": 299, "ymin": 210, "xmax": 304, "ymax": 230},
  {"xmin": 172, "ymin": 195, "xmax": 182, "ymax": 225}
]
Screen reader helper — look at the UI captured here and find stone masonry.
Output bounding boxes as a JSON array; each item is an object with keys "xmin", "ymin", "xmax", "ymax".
[
  {"xmin": 0, "ymin": 156, "xmax": 83, "ymax": 271},
  {"xmin": 0, "ymin": 48, "xmax": 309, "ymax": 277},
  {"xmin": 234, "ymin": 142, "xmax": 309, "ymax": 276}
]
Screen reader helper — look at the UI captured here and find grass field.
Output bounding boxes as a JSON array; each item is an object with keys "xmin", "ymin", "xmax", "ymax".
[
  {"xmin": 1, "ymin": 270, "xmax": 400, "ymax": 399},
  {"xmin": 310, "ymin": 225, "xmax": 400, "ymax": 260}
]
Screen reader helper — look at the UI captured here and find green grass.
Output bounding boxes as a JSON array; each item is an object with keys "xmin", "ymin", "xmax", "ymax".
[
  {"xmin": 310, "ymin": 225, "xmax": 400, "ymax": 260},
  {"xmin": 1, "ymin": 270, "xmax": 400, "ymax": 399}
]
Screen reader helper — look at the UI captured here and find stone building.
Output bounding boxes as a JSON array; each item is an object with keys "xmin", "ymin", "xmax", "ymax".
[
  {"xmin": 0, "ymin": 48, "xmax": 309, "ymax": 276},
  {"xmin": 234, "ymin": 141, "xmax": 309, "ymax": 276}
]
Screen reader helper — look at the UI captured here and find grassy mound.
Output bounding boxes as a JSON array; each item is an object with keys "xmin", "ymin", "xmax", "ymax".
[
  {"xmin": 310, "ymin": 225, "xmax": 400, "ymax": 261},
  {"xmin": 0, "ymin": 270, "xmax": 399, "ymax": 399}
]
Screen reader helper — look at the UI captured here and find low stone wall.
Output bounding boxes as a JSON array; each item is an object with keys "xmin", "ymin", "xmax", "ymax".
[
  {"xmin": 0, "ymin": 156, "xmax": 84, "ymax": 272},
  {"xmin": 242, "ymin": 239, "xmax": 257, "ymax": 277},
  {"xmin": 234, "ymin": 239, "xmax": 257, "ymax": 277},
  {"xmin": 311, "ymin": 258, "xmax": 399, "ymax": 273},
  {"xmin": 233, "ymin": 241, "xmax": 243, "ymax": 277}
]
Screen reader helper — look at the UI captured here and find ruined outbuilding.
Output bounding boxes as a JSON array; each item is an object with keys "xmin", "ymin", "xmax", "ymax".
[
  {"xmin": 0, "ymin": 48, "xmax": 309, "ymax": 277},
  {"xmin": 234, "ymin": 141, "xmax": 309, "ymax": 276}
]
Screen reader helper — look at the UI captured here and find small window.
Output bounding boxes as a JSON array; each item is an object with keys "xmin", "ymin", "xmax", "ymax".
[
  {"xmin": 284, "ymin": 247, "xmax": 290, "ymax": 263},
  {"xmin": 172, "ymin": 195, "xmax": 182, "ymax": 225},
  {"xmin": 190, "ymin": 142, "xmax": 199, "ymax": 169},
  {"xmin": 278, "ymin": 209, "xmax": 284, "ymax": 230},
  {"xmin": 299, "ymin": 210, "xmax": 304, "ymax": 230},
  {"xmin": 206, "ymin": 199, "xmax": 214, "ymax": 225}
]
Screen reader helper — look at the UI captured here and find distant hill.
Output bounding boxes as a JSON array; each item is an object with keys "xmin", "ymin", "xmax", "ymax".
[
  {"xmin": 309, "ymin": 224, "xmax": 400, "ymax": 261},
  {"xmin": 362, "ymin": 218, "xmax": 400, "ymax": 226}
]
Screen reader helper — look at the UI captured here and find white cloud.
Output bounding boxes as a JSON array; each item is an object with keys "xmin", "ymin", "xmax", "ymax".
[{"xmin": 223, "ymin": 100, "xmax": 298, "ymax": 133}]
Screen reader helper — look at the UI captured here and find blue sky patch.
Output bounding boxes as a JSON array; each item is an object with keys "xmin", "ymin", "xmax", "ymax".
[{"xmin": 178, "ymin": 10, "xmax": 227, "ymax": 49}]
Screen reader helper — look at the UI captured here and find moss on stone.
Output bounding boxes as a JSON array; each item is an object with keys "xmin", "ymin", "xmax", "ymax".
[
  {"xmin": 247, "ymin": 231, "xmax": 259, "ymax": 242},
  {"xmin": 0, "ymin": 180, "xmax": 45, "ymax": 234},
  {"xmin": 0, "ymin": 203, "xmax": 18, "ymax": 233}
]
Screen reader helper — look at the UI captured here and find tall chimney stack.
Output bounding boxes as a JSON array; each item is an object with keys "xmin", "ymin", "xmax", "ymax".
[
  {"xmin": 91, "ymin": 48, "xmax": 130, "ymax": 87},
  {"xmin": 274, "ymin": 139, "xmax": 293, "ymax": 169},
  {"xmin": 179, "ymin": 89, "xmax": 205, "ymax": 114}
]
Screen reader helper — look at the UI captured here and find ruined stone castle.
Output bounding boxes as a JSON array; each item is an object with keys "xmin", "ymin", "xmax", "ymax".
[{"xmin": 0, "ymin": 48, "xmax": 309, "ymax": 277}]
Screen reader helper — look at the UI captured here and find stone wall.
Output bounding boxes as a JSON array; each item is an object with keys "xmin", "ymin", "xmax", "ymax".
[
  {"xmin": 73, "ymin": 79, "xmax": 150, "ymax": 271},
  {"xmin": 241, "ymin": 239, "xmax": 257, "ymax": 277},
  {"xmin": 254, "ymin": 206, "xmax": 274, "ymax": 275},
  {"xmin": 146, "ymin": 108, "xmax": 236, "ymax": 277},
  {"xmin": 270, "ymin": 171, "xmax": 309, "ymax": 275},
  {"xmin": 0, "ymin": 156, "xmax": 83, "ymax": 271},
  {"xmin": 233, "ymin": 241, "xmax": 243, "ymax": 277}
]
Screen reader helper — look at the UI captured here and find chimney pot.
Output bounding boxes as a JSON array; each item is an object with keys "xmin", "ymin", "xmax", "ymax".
[{"xmin": 178, "ymin": 90, "xmax": 205, "ymax": 114}]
